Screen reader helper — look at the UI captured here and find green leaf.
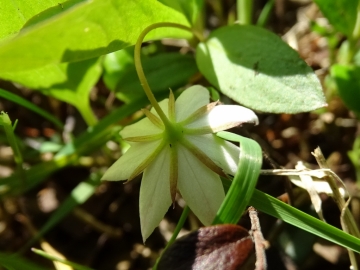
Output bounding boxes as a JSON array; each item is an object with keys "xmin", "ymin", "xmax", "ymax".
[
  {"xmin": 103, "ymin": 47, "xmax": 134, "ymax": 92},
  {"xmin": 196, "ymin": 25, "xmax": 326, "ymax": 113},
  {"xmin": 331, "ymin": 64, "xmax": 360, "ymax": 115},
  {"xmin": 0, "ymin": 58, "xmax": 102, "ymax": 126},
  {"xmin": 213, "ymin": 132, "xmax": 262, "ymax": 224},
  {"xmin": 250, "ymin": 189, "xmax": 360, "ymax": 253},
  {"xmin": 0, "ymin": 88, "xmax": 63, "ymax": 129},
  {"xmin": 313, "ymin": 0, "xmax": 359, "ymax": 37},
  {"xmin": 0, "ymin": 0, "xmax": 68, "ymax": 41},
  {"xmin": 0, "ymin": 253, "xmax": 49, "ymax": 270},
  {"xmin": 22, "ymin": 0, "xmax": 87, "ymax": 30},
  {"xmin": 0, "ymin": 0, "xmax": 191, "ymax": 72},
  {"xmin": 159, "ymin": 0, "xmax": 204, "ymax": 28},
  {"xmin": 104, "ymin": 51, "xmax": 198, "ymax": 102}
]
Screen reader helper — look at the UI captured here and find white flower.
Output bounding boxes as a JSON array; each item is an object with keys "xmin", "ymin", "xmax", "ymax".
[{"xmin": 101, "ymin": 85, "xmax": 258, "ymax": 241}]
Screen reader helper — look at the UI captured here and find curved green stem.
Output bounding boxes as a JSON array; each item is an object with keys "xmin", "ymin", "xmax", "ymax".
[{"xmin": 134, "ymin": 22, "xmax": 201, "ymax": 127}]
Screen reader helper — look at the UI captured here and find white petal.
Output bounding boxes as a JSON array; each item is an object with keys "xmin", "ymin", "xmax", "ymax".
[
  {"xmin": 185, "ymin": 105, "xmax": 259, "ymax": 132},
  {"xmin": 177, "ymin": 145, "xmax": 225, "ymax": 225},
  {"xmin": 175, "ymin": 85, "xmax": 210, "ymax": 122},
  {"xmin": 140, "ymin": 148, "xmax": 172, "ymax": 242},
  {"xmin": 151, "ymin": 98, "xmax": 169, "ymax": 119},
  {"xmin": 120, "ymin": 117, "xmax": 163, "ymax": 139},
  {"xmin": 101, "ymin": 140, "xmax": 161, "ymax": 181},
  {"xmin": 185, "ymin": 134, "xmax": 240, "ymax": 175}
]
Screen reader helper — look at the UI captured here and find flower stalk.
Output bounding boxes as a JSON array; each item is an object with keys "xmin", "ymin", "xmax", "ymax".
[{"xmin": 134, "ymin": 22, "xmax": 195, "ymax": 127}]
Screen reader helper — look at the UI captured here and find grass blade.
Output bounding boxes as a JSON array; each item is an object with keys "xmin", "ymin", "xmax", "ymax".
[
  {"xmin": 213, "ymin": 131, "xmax": 262, "ymax": 224},
  {"xmin": 0, "ymin": 88, "xmax": 63, "ymax": 129},
  {"xmin": 250, "ymin": 189, "xmax": 360, "ymax": 253},
  {"xmin": 32, "ymin": 248, "xmax": 94, "ymax": 270}
]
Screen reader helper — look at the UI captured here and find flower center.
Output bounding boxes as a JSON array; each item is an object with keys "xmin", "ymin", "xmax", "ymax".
[{"xmin": 163, "ymin": 122, "xmax": 184, "ymax": 148}]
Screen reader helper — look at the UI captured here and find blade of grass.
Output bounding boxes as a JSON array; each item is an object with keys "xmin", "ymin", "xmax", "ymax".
[
  {"xmin": 0, "ymin": 112, "xmax": 23, "ymax": 165},
  {"xmin": 0, "ymin": 252, "xmax": 50, "ymax": 270},
  {"xmin": 219, "ymin": 177, "xmax": 360, "ymax": 253},
  {"xmin": 256, "ymin": 0, "xmax": 275, "ymax": 27},
  {"xmin": 250, "ymin": 189, "xmax": 360, "ymax": 253},
  {"xmin": 213, "ymin": 131, "xmax": 262, "ymax": 224},
  {"xmin": 0, "ymin": 112, "xmax": 26, "ymax": 186},
  {"xmin": 32, "ymin": 248, "xmax": 94, "ymax": 270},
  {"xmin": 0, "ymin": 88, "xmax": 63, "ymax": 129},
  {"xmin": 214, "ymin": 131, "xmax": 360, "ymax": 252}
]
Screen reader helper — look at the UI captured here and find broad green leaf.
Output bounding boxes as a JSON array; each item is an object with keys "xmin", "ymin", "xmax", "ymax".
[
  {"xmin": 22, "ymin": 0, "xmax": 86, "ymax": 30},
  {"xmin": 104, "ymin": 51, "xmax": 198, "ymax": 102},
  {"xmin": 196, "ymin": 25, "xmax": 327, "ymax": 113},
  {"xmin": 0, "ymin": 0, "xmax": 68, "ymax": 41},
  {"xmin": 0, "ymin": 88, "xmax": 63, "ymax": 128},
  {"xmin": 0, "ymin": 58, "xmax": 102, "ymax": 126},
  {"xmin": 0, "ymin": 0, "xmax": 191, "ymax": 72},
  {"xmin": 313, "ymin": 0, "xmax": 359, "ymax": 37},
  {"xmin": 213, "ymin": 132, "xmax": 262, "ymax": 224},
  {"xmin": 250, "ymin": 189, "xmax": 360, "ymax": 253},
  {"xmin": 159, "ymin": 0, "xmax": 204, "ymax": 28},
  {"xmin": 331, "ymin": 64, "xmax": 360, "ymax": 115}
]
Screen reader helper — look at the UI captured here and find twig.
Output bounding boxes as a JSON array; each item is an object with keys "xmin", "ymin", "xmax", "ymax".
[{"xmin": 249, "ymin": 207, "xmax": 269, "ymax": 270}]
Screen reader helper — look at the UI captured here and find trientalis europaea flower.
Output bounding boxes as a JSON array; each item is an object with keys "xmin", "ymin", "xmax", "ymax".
[{"xmin": 102, "ymin": 85, "xmax": 258, "ymax": 241}]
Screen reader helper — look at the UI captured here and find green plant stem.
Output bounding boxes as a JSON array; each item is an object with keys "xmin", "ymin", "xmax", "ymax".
[
  {"xmin": 77, "ymin": 102, "xmax": 98, "ymax": 127},
  {"xmin": 256, "ymin": 0, "xmax": 274, "ymax": 27},
  {"xmin": 237, "ymin": 0, "xmax": 253, "ymax": 25},
  {"xmin": 0, "ymin": 112, "xmax": 26, "ymax": 185},
  {"xmin": 346, "ymin": 2, "xmax": 360, "ymax": 64},
  {"xmin": 152, "ymin": 206, "xmax": 190, "ymax": 270},
  {"xmin": 0, "ymin": 113, "xmax": 22, "ymax": 165},
  {"xmin": 134, "ymin": 22, "xmax": 201, "ymax": 128}
]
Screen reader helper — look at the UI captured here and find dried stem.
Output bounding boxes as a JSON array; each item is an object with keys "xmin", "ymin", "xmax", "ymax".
[
  {"xmin": 313, "ymin": 147, "xmax": 360, "ymax": 270},
  {"xmin": 249, "ymin": 206, "xmax": 268, "ymax": 270}
]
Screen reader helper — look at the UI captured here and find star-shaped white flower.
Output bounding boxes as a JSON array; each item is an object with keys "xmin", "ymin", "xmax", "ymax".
[{"xmin": 101, "ymin": 85, "xmax": 258, "ymax": 241}]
